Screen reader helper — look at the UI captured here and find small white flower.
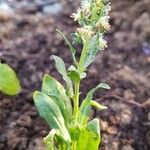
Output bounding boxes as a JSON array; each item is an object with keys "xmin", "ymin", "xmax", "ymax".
[
  {"xmin": 81, "ymin": 0, "xmax": 91, "ymax": 10},
  {"xmin": 105, "ymin": 3, "xmax": 111, "ymax": 15},
  {"xmin": 96, "ymin": 0, "xmax": 102, "ymax": 5},
  {"xmin": 96, "ymin": 16, "xmax": 110, "ymax": 31},
  {"xmin": 72, "ymin": 0, "xmax": 111, "ymax": 47},
  {"xmin": 71, "ymin": 9, "xmax": 82, "ymax": 21},
  {"xmin": 99, "ymin": 38, "xmax": 107, "ymax": 50},
  {"xmin": 77, "ymin": 27, "xmax": 94, "ymax": 37},
  {"xmin": 81, "ymin": 0, "xmax": 92, "ymax": 16}
]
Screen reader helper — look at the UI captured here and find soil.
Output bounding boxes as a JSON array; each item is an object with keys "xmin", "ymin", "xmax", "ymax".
[{"xmin": 0, "ymin": 0, "xmax": 150, "ymax": 150}]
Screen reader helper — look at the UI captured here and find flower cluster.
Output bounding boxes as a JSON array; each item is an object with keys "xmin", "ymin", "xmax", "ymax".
[{"xmin": 71, "ymin": 0, "xmax": 111, "ymax": 49}]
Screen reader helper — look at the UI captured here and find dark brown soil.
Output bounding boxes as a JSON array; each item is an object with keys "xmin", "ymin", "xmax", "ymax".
[{"xmin": 0, "ymin": 0, "xmax": 150, "ymax": 150}]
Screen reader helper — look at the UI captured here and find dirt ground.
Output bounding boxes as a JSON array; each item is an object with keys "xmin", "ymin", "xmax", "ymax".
[{"xmin": 0, "ymin": 0, "xmax": 150, "ymax": 150}]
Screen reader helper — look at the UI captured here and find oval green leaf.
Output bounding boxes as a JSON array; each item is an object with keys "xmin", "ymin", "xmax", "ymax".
[
  {"xmin": 0, "ymin": 63, "xmax": 21, "ymax": 95},
  {"xmin": 42, "ymin": 74, "xmax": 72, "ymax": 125},
  {"xmin": 33, "ymin": 91, "xmax": 71, "ymax": 143}
]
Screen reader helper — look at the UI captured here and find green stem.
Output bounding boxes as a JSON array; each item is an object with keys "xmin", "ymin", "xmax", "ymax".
[
  {"xmin": 72, "ymin": 141, "xmax": 77, "ymax": 150},
  {"xmin": 71, "ymin": 80, "xmax": 80, "ymax": 150},
  {"xmin": 78, "ymin": 38, "xmax": 90, "ymax": 71},
  {"xmin": 55, "ymin": 29, "xmax": 78, "ymax": 66},
  {"xmin": 73, "ymin": 80, "xmax": 80, "ymax": 118}
]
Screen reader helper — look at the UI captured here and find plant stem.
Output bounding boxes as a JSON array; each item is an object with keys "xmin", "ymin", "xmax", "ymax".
[
  {"xmin": 72, "ymin": 141, "xmax": 77, "ymax": 150},
  {"xmin": 73, "ymin": 80, "xmax": 80, "ymax": 118},
  {"xmin": 71, "ymin": 81, "xmax": 80, "ymax": 150}
]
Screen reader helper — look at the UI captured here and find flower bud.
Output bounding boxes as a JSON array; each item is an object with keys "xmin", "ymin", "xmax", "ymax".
[
  {"xmin": 96, "ymin": 21, "xmax": 111, "ymax": 31},
  {"xmin": 96, "ymin": 17, "xmax": 111, "ymax": 31},
  {"xmin": 96, "ymin": 0, "xmax": 102, "ymax": 6},
  {"xmin": 72, "ymin": 0, "xmax": 110, "ymax": 47},
  {"xmin": 71, "ymin": 9, "xmax": 82, "ymax": 21},
  {"xmin": 77, "ymin": 27, "xmax": 94, "ymax": 39},
  {"xmin": 99, "ymin": 38, "xmax": 108, "ymax": 50}
]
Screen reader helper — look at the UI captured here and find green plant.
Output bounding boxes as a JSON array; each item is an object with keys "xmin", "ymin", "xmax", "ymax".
[
  {"xmin": 33, "ymin": 0, "xmax": 111, "ymax": 149},
  {"xmin": 0, "ymin": 61, "xmax": 21, "ymax": 95}
]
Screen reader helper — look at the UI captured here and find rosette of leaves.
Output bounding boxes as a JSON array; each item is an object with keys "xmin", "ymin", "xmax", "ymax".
[
  {"xmin": 0, "ymin": 61, "xmax": 21, "ymax": 95},
  {"xmin": 33, "ymin": 0, "xmax": 111, "ymax": 149}
]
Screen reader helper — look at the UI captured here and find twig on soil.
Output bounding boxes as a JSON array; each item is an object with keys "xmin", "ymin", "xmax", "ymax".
[
  {"xmin": 97, "ymin": 94, "xmax": 150, "ymax": 108},
  {"xmin": 0, "ymin": 51, "xmax": 42, "ymax": 60}
]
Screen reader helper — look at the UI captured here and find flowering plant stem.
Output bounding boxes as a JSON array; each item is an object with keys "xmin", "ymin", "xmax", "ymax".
[
  {"xmin": 33, "ymin": 0, "xmax": 111, "ymax": 149},
  {"xmin": 73, "ymin": 80, "xmax": 80, "ymax": 118},
  {"xmin": 72, "ymin": 80, "xmax": 80, "ymax": 150}
]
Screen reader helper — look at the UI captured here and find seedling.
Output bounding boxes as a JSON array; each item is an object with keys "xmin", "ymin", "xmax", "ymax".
[
  {"xmin": 33, "ymin": 0, "xmax": 111, "ymax": 149},
  {"xmin": 0, "ymin": 61, "xmax": 20, "ymax": 95}
]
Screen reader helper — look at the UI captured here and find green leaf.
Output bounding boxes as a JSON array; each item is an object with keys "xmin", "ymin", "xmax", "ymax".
[
  {"xmin": 44, "ymin": 129, "xmax": 57, "ymax": 150},
  {"xmin": 77, "ymin": 101, "xmax": 91, "ymax": 126},
  {"xmin": 69, "ymin": 125, "xmax": 81, "ymax": 141},
  {"xmin": 71, "ymin": 32, "xmax": 82, "ymax": 45},
  {"xmin": 97, "ymin": 83, "xmax": 110, "ymax": 90},
  {"xmin": 33, "ymin": 91, "xmax": 71, "ymax": 143},
  {"xmin": 76, "ymin": 118, "xmax": 101, "ymax": 150},
  {"xmin": 0, "ymin": 63, "xmax": 21, "ymax": 95},
  {"xmin": 44, "ymin": 129, "xmax": 71, "ymax": 150},
  {"xmin": 49, "ymin": 96, "xmax": 71, "ymax": 127},
  {"xmin": 53, "ymin": 55, "xmax": 73, "ymax": 97},
  {"xmin": 67, "ymin": 65, "xmax": 86, "ymax": 82},
  {"xmin": 79, "ymin": 35, "xmax": 100, "ymax": 71},
  {"xmin": 68, "ymin": 66, "xmax": 80, "ymax": 82},
  {"xmin": 78, "ymin": 83, "xmax": 110, "ymax": 125},
  {"xmin": 86, "ymin": 83, "xmax": 110, "ymax": 101},
  {"xmin": 90, "ymin": 101, "xmax": 107, "ymax": 110},
  {"xmin": 42, "ymin": 74, "xmax": 72, "ymax": 125},
  {"xmin": 56, "ymin": 29, "xmax": 77, "ymax": 65}
]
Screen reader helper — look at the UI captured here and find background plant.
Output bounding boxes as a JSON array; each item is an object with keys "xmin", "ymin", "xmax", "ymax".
[
  {"xmin": 0, "ymin": 61, "xmax": 20, "ymax": 95},
  {"xmin": 33, "ymin": 0, "xmax": 111, "ymax": 149}
]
